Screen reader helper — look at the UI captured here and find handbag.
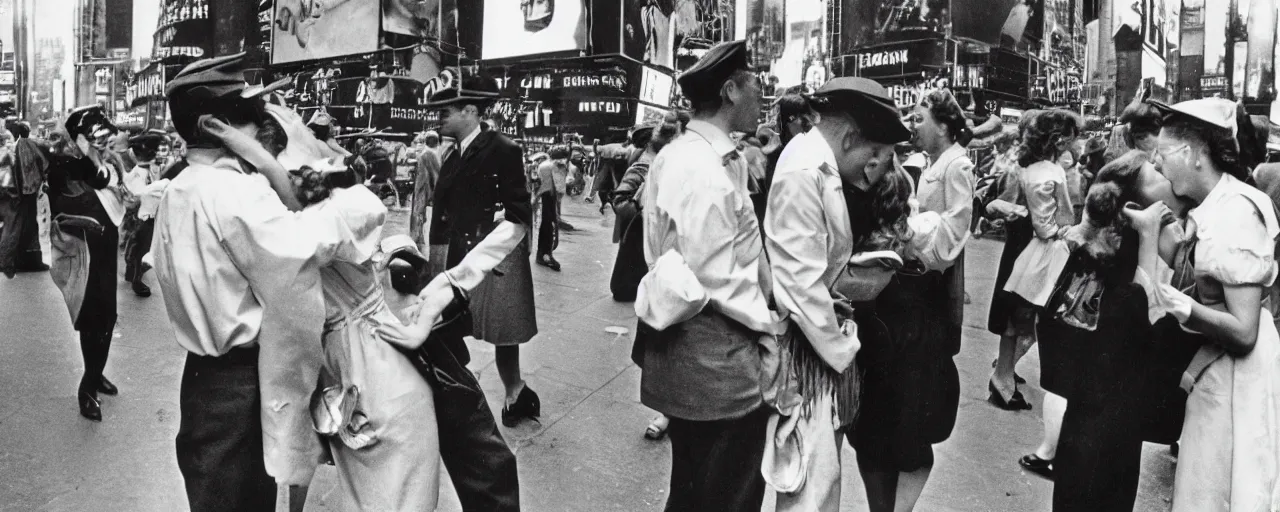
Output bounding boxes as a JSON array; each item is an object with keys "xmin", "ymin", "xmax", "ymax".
[{"xmin": 1049, "ymin": 268, "xmax": 1104, "ymax": 331}]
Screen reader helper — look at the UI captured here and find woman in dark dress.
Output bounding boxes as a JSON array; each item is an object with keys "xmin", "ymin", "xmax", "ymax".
[{"xmin": 46, "ymin": 109, "xmax": 123, "ymax": 422}]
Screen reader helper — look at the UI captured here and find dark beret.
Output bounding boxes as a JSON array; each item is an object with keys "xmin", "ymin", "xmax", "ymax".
[
  {"xmin": 165, "ymin": 52, "xmax": 290, "ymax": 102},
  {"xmin": 809, "ymin": 77, "xmax": 911, "ymax": 144},
  {"xmin": 677, "ymin": 40, "xmax": 750, "ymax": 102}
]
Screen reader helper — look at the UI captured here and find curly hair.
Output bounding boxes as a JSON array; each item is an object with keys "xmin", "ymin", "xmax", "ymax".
[
  {"xmin": 548, "ymin": 144, "xmax": 571, "ymax": 160},
  {"xmin": 850, "ymin": 160, "xmax": 915, "ymax": 254},
  {"xmin": 293, "ymin": 155, "xmax": 368, "ymax": 207},
  {"xmin": 1118, "ymin": 98, "xmax": 1162, "ymax": 143},
  {"xmin": 650, "ymin": 110, "xmax": 684, "ymax": 154},
  {"xmin": 1162, "ymin": 116, "xmax": 1250, "ymax": 182},
  {"xmin": 920, "ymin": 89, "xmax": 973, "ymax": 147},
  {"xmin": 1017, "ymin": 109, "xmax": 1083, "ymax": 168}
]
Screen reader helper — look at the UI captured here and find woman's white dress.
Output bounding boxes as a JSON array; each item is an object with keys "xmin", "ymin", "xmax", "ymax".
[
  {"xmin": 310, "ymin": 190, "xmax": 441, "ymax": 511},
  {"xmin": 1003, "ymin": 160, "xmax": 1075, "ymax": 306},
  {"xmin": 1172, "ymin": 174, "xmax": 1280, "ymax": 512}
]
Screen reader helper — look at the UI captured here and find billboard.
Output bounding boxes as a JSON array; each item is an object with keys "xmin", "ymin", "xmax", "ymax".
[
  {"xmin": 383, "ymin": 0, "xmax": 441, "ymax": 37},
  {"xmin": 842, "ymin": 0, "xmax": 948, "ymax": 53},
  {"xmin": 623, "ymin": 0, "xmax": 677, "ymax": 69},
  {"xmin": 482, "ymin": 0, "xmax": 589, "ymax": 59},
  {"xmin": 672, "ymin": 0, "xmax": 737, "ymax": 71},
  {"xmin": 767, "ymin": 0, "xmax": 827, "ymax": 90},
  {"xmin": 1202, "ymin": 0, "xmax": 1227, "ymax": 75},
  {"xmin": 271, "ymin": 0, "xmax": 380, "ymax": 64},
  {"xmin": 153, "ymin": 0, "xmax": 211, "ymax": 61}
]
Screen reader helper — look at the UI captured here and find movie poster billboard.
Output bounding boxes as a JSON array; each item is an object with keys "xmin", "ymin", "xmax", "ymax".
[
  {"xmin": 482, "ymin": 0, "xmax": 589, "ymax": 60},
  {"xmin": 271, "ymin": 0, "xmax": 380, "ymax": 64},
  {"xmin": 623, "ymin": 0, "xmax": 677, "ymax": 69}
]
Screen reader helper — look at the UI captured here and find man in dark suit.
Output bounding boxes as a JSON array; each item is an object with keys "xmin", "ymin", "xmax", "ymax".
[{"xmin": 425, "ymin": 75, "xmax": 529, "ymax": 512}]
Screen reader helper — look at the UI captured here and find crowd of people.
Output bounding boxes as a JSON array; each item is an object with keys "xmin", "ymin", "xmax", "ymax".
[{"xmin": 2, "ymin": 37, "xmax": 1280, "ymax": 512}]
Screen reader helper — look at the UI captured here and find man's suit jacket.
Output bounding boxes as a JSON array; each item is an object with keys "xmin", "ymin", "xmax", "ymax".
[
  {"xmin": 428, "ymin": 130, "xmax": 533, "ymax": 363},
  {"xmin": 429, "ymin": 130, "xmax": 533, "ymax": 267}
]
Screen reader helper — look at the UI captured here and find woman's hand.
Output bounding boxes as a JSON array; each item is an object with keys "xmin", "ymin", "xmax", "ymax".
[
  {"xmin": 375, "ymin": 272, "xmax": 456, "ymax": 350},
  {"xmin": 1121, "ymin": 201, "xmax": 1172, "ymax": 235}
]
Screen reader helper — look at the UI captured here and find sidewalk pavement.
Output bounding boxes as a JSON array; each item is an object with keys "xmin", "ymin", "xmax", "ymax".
[{"xmin": 0, "ymin": 195, "xmax": 1176, "ymax": 511}]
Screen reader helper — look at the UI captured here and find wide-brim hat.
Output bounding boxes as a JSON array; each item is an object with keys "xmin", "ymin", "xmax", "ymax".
[
  {"xmin": 129, "ymin": 128, "xmax": 169, "ymax": 144},
  {"xmin": 809, "ymin": 77, "xmax": 911, "ymax": 144},
  {"xmin": 165, "ymin": 52, "xmax": 291, "ymax": 102},
  {"xmin": 677, "ymin": 40, "xmax": 750, "ymax": 102},
  {"xmin": 423, "ymin": 75, "xmax": 502, "ymax": 109}
]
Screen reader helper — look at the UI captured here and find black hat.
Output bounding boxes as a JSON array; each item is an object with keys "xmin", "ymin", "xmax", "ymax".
[
  {"xmin": 64, "ymin": 105, "xmax": 117, "ymax": 140},
  {"xmin": 629, "ymin": 124, "xmax": 656, "ymax": 146},
  {"xmin": 809, "ymin": 77, "xmax": 911, "ymax": 144},
  {"xmin": 423, "ymin": 74, "xmax": 502, "ymax": 109},
  {"xmin": 129, "ymin": 128, "xmax": 169, "ymax": 144},
  {"xmin": 677, "ymin": 40, "xmax": 751, "ymax": 102},
  {"xmin": 165, "ymin": 52, "xmax": 290, "ymax": 102}
]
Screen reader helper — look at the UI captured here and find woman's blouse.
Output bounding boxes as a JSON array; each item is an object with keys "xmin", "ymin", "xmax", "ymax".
[
  {"xmin": 1019, "ymin": 160, "xmax": 1075, "ymax": 240},
  {"xmin": 909, "ymin": 143, "xmax": 975, "ymax": 271}
]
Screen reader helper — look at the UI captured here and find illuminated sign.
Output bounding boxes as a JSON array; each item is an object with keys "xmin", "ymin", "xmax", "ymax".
[
  {"xmin": 857, "ymin": 49, "xmax": 909, "ymax": 69},
  {"xmin": 639, "ymin": 66, "xmax": 673, "ymax": 107}
]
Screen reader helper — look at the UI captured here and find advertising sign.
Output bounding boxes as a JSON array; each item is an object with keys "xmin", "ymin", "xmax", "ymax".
[
  {"xmin": 842, "ymin": 0, "xmax": 949, "ymax": 53},
  {"xmin": 624, "ymin": 0, "xmax": 677, "ymax": 69},
  {"xmin": 271, "ymin": 0, "xmax": 380, "ymax": 64},
  {"xmin": 639, "ymin": 65, "xmax": 674, "ymax": 107},
  {"xmin": 383, "ymin": 0, "xmax": 441, "ymax": 37},
  {"xmin": 852, "ymin": 39, "xmax": 946, "ymax": 80},
  {"xmin": 636, "ymin": 102, "xmax": 669, "ymax": 125},
  {"xmin": 0, "ymin": 71, "xmax": 12, "ymax": 86},
  {"xmin": 153, "ymin": 0, "xmax": 211, "ymax": 61},
  {"xmin": 1202, "ymin": 0, "xmax": 1227, "ymax": 75},
  {"xmin": 673, "ymin": 0, "xmax": 736, "ymax": 71},
  {"xmin": 482, "ymin": 0, "xmax": 589, "ymax": 59}
]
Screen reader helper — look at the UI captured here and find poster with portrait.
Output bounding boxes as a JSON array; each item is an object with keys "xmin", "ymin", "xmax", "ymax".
[
  {"xmin": 383, "ymin": 0, "xmax": 441, "ymax": 37},
  {"xmin": 624, "ymin": 0, "xmax": 677, "ymax": 69},
  {"xmin": 271, "ymin": 0, "xmax": 380, "ymax": 64},
  {"xmin": 482, "ymin": 0, "xmax": 589, "ymax": 59}
]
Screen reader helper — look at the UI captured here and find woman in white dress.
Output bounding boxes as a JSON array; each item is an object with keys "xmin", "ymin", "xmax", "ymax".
[{"xmin": 1129, "ymin": 98, "xmax": 1280, "ymax": 511}]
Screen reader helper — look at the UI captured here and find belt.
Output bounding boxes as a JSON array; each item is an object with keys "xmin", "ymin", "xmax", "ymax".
[{"xmin": 188, "ymin": 344, "xmax": 259, "ymax": 368}]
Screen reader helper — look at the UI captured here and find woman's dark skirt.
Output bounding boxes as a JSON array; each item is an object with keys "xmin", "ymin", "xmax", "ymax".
[
  {"xmin": 988, "ymin": 217, "xmax": 1034, "ymax": 335},
  {"xmin": 609, "ymin": 208, "xmax": 645, "ymax": 302},
  {"xmin": 850, "ymin": 269, "xmax": 961, "ymax": 472}
]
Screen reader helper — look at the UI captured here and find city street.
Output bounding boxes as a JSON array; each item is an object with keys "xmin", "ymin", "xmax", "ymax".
[{"xmin": 0, "ymin": 197, "xmax": 1179, "ymax": 512}]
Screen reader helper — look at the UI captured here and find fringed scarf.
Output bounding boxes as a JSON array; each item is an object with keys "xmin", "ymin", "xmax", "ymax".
[{"xmin": 782, "ymin": 323, "xmax": 862, "ymax": 429}]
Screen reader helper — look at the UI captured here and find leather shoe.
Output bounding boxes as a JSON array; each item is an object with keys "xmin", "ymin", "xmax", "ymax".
[
  {"xmin": 1019, "ymin": 453, "xmax": 1053, "ymax": 479},
  {"xmin": 988, "ymin": 381, "xmax": 1033, "ymax": 411},
  {"xmin": 537, "ymin": 254, "xmax": 561, "ymax": 272},
  {"xmin": 132, "ymin": 280, "xmax": 152, "ymax": 298},
  {"xmin": 98, "ymin": 376, "xmax": 118, "ymax": 396},
  {"xmin": 501, "ymin": 385, "xmax": 541, "ymax": 427},
  {"xmin": 78, "ymin": 391, "xmax": 102, "ymax": 422}
]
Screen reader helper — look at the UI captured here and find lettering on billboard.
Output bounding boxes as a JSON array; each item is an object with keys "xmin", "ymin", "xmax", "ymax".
[
  {"xmin": 886, "ymin": 77, "xmax": 950, "ymax": 109},
  {"xmin": 858, "ymin": 49, "xmax": 908, "ymax": 70},
  {"xmin": 578, "ymin": 101, "xmax": 625, "ymax": 114}
]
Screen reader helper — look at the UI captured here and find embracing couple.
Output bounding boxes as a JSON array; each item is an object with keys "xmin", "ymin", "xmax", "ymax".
[
  {"xmin": 637, "ymin": 40, "xmax": 974, "ymax": 512},
  {"xmin": 152, "ymin": 54, "xmax": 526, "ymax": 511}
]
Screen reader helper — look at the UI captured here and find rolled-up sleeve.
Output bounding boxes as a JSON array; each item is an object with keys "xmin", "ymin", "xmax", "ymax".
[
  {"xmin": 766, "ymin": 169, "xmax": 855, "ymax": 372},
  {"xmin": 911, "ymin": 160, "xmax": 975, "ymax": 271}
]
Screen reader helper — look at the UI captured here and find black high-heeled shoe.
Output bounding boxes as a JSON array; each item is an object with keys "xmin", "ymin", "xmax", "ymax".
[
  {"xmin": 501, "ymin": 385, "xmax": 541, "ymax": 427},
  {"xmin": 1019, "ymin": 453, "xmax": 1053, "ymax": 479},
  {"xmin": 988, "ymin": 381, "xmax": 1032, "ymax": 411},
  {"xmin": 98, "ymin": 376, "xmax": 118, "ymax": 396},
  {"xmin": 78, "ymin": 391, "xmax": 102, "ymax": 422}
]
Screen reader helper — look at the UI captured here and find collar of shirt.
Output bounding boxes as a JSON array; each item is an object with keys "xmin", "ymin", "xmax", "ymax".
[
  {"xmin": 685, "ymin": 120, "xmax": 739, "ymax": 163},
  {"xmin": 1188, "ymin": 173, "xmax": 1236, "ymax": 232},
  {"xmin": 776, "ymin": 128, "xmax": 839, "ymax": 177},
  {"xmin": 928, "ymin": 143, "xmax": 966, "ymax": 174},
  {"xmin": 459, "ymin": 126, "xmax": 482, "ymax": 155}
]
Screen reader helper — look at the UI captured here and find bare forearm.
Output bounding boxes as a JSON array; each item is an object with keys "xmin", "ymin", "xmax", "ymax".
[{"xmin": 1183, "ymin": 302, "xmax": 1259, "ymax": 356}]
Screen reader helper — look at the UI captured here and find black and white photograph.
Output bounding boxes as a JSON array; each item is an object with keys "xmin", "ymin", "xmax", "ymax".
[
  {"xmin": 4, "ymin": 0, "xmax": 1280, "ymax": 510},
  {"xmin": 482, "ymin": 0, "xmax": 589, "ymax": 59}
]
